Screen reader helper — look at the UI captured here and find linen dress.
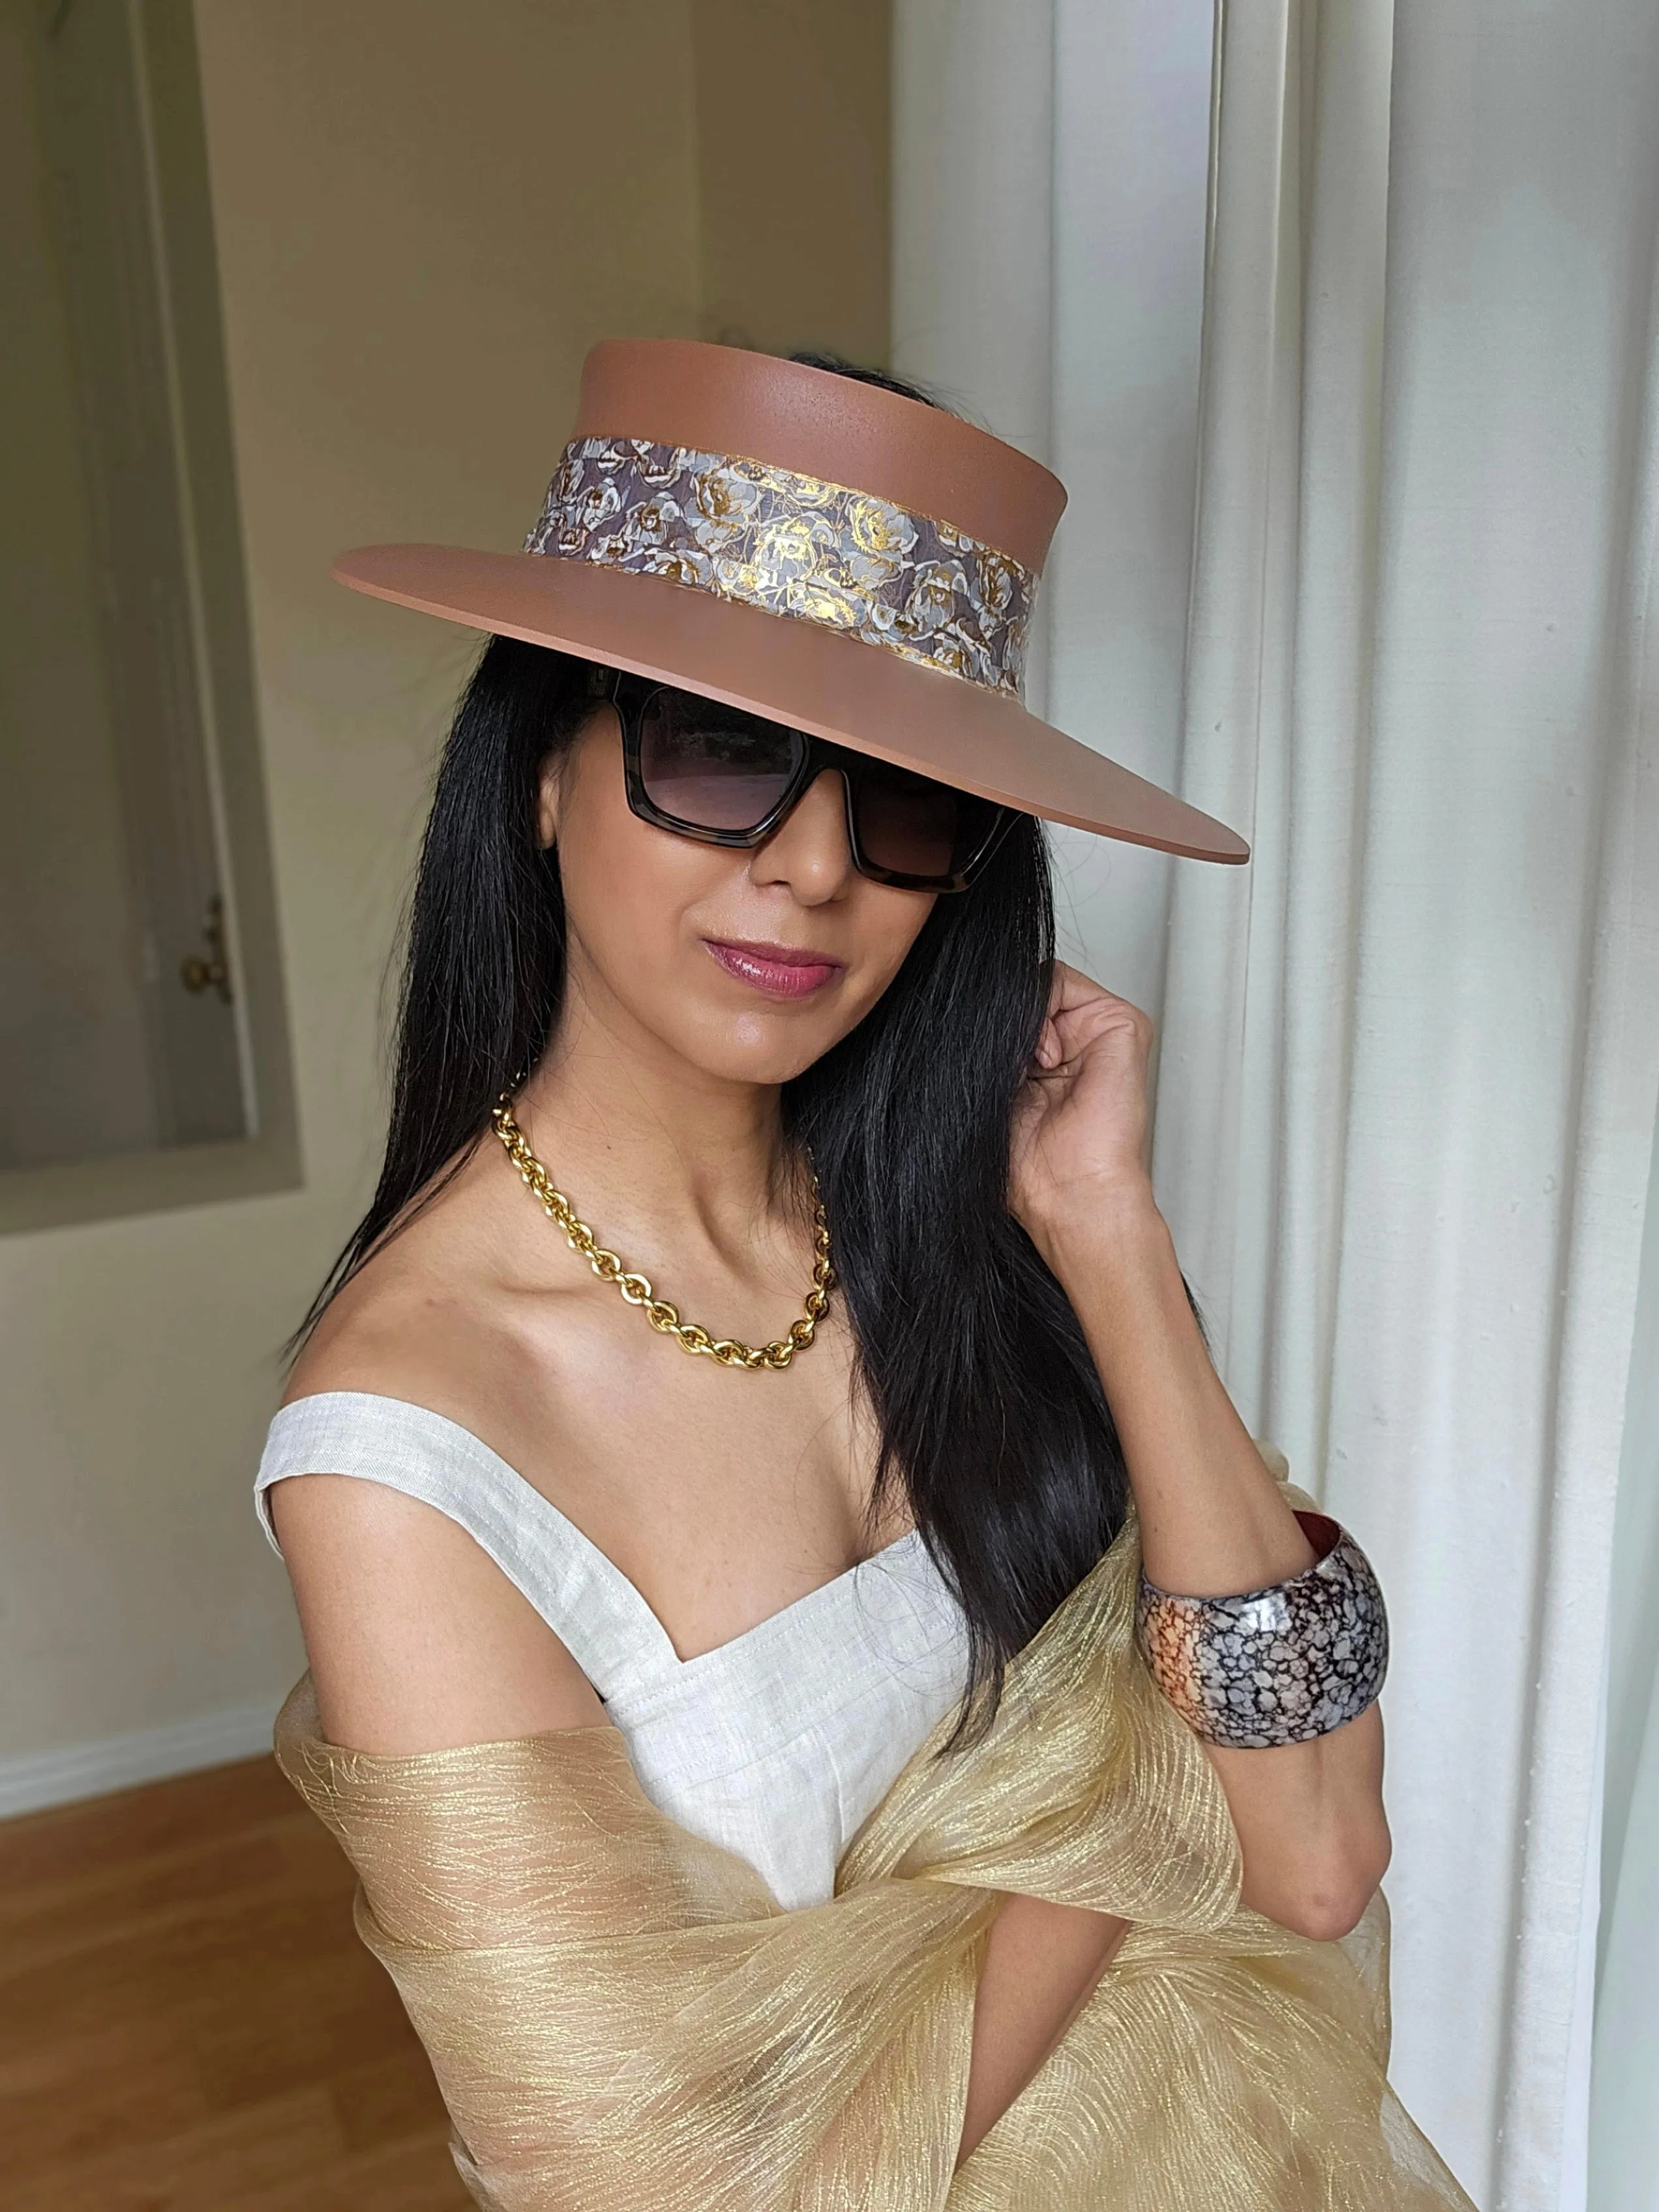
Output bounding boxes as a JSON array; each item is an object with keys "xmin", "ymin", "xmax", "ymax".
[{"xmin": 256, "ymin": 1389, "xmax": 972, "ymax": 1911}]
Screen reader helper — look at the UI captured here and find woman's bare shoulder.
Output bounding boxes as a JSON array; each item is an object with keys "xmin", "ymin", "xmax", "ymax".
[
  {"xmin": 283, "ymin": 1178, "xmax": 496, "ymax": 1409},
  {"xmin": 273, "ymin": 1181, "xmax": 605, "ymax": 1755}
]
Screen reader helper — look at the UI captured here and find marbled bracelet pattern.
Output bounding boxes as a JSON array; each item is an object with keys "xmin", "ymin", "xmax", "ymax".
[{"xmin": 1135, "ymin": 1514, "xmax": 1389, "ymax": 1748}]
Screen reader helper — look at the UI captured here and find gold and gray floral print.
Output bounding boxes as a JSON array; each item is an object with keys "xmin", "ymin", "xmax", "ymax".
[
  {"xmin": 525, "ymin": 438, "xmax": 1036, "ymax": 696},
  {"xmin": 1136, "ymin": 1515, "xmax": 1389, "ymax": 1748}
]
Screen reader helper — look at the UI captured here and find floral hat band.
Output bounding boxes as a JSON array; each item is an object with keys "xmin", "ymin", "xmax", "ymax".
[{"xmin": 524, "ymin": 436, "xmax": 1036, "ymax": 699}]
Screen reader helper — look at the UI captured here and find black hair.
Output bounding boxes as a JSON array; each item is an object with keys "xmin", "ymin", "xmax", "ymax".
[{"xmin": 299, "ymin": 357, "xmax": 1130, "ymax": 1742}]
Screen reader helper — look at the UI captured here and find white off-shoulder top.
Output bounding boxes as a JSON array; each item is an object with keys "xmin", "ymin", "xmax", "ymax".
[{"xmin": 256, "ymin": 1392, "xmax": 972, "ymax": 1911}]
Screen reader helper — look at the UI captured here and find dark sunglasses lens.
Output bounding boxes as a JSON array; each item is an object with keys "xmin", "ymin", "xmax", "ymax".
[
  {"xmin": 852, "ymin": 760, "xmax": 1001, "ymax": 883},
  {"xmin": 637, "ymin": 689, "xmax": 803, "ymax": 832}
]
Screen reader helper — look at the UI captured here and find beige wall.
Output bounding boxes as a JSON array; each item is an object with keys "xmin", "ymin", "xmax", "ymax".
[
  {"xmin": 689, "ymin": 0, "xmax": 890, "ymax": 359},
  {"xmin": 0, "ymin": 0, "xmax": 889, "ymax": 1778}
]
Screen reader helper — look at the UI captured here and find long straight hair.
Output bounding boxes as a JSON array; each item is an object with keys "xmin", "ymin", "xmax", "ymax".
[{"xmin": 301, "ymin": 366, "xmax": 1131, "ymax": 1741}]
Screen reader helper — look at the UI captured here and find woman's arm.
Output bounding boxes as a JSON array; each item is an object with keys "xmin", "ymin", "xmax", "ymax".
[
  {"xmin": 277, "ymin": 1475, "xmax": 1112, "ymax": 2172},
  {"xmin": 1034, "ymin": 1191, "xmax": 1390, "ymax": 1938},
  {"xmin": 955, "ymin": 965, "xmax": 1391, "ymax": 2164},
  {"xmin": 280, "ymin": 1476, "xmax": 1123, "ymax": 2178},
  {"xmin": 1008, "ymin": 963, "xmax": 1391, "ymax": 1939},
  {"xmin": 269, "ymin": 1474, "xmax": 607, "ymax": 1752},
  {"xmin": 957, "ymin": 1895, "xmax": 1129, "ymax": 2162}
]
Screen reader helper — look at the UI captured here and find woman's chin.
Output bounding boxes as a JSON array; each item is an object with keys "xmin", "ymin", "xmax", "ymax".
[
  {"xmin": 657, "ymin": 1001, "xmax": 856, "ymax": 1090},
  {"xmin": 699, "ymin": 1033, "xmax": 843, "ymax": 1088}
]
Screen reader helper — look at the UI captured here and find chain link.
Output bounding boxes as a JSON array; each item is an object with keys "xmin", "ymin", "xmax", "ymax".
[{"xmin": 491, "ymin": 1096, "xmax": 834, "ymax": 1371}]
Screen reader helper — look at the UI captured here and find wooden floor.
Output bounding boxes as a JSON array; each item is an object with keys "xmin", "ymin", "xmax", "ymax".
[{"xmin": 0, "ymin": 1757, "xmax": 471, "ymax": 2209}]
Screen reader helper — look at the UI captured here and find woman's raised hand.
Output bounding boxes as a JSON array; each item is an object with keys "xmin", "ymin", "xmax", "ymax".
[{"xmin": 1007, "ymin": 962, "xmax": 1158, "ymax": 1251}]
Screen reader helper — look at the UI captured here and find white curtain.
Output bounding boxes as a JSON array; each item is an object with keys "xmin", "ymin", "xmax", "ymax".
[
  {"xmin": 892, "ymin": 0, "xmax": 1214, "ymax": 1017},
  {"xmin": 893, "ymin": 5, "xmax": 1659, "ymax": 2208},
  {"xmin": 1591, "ymin": 1118, "xmax": 1659, "ymax": 2207}
]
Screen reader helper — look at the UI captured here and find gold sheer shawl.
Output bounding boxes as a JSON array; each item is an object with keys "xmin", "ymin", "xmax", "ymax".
[{"xmin": 275, "ymin": 1512, "xmax": 1476, "ymax": 2211}]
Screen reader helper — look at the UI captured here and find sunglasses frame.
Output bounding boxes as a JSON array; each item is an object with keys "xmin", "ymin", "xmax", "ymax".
[{"xmin": 606, "ymin": 670, "xmax": 1017, "ymax": 895}]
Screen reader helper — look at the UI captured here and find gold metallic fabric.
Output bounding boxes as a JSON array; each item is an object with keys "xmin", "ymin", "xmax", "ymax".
[
  {"xmin": 524, "ymin": 437, "xmax": 1036, "ymax": 697},
  {"xmin": 275, "ymin": 1516, "xmax": 1474, "ymax": 2211}
]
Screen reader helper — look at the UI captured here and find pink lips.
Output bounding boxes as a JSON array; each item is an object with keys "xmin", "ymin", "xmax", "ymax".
[{"xmin": 703, "ymin": 938, "xmax": 845, "ymax": 999}]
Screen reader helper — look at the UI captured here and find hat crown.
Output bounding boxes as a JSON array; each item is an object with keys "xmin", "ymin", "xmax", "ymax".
[{"xmin": 571, "ymin": 340, "xmax": 1066, "ymax": 575}]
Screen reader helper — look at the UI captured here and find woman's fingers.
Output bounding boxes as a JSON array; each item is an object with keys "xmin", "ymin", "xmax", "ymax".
[
  {"xmin": 1046, "ymin": 959, "xmax": 1146, "ymax": 1025},
  {"xmin": 1045, "ymin": 959, "xmax": 1102, "ymax": 1015}
]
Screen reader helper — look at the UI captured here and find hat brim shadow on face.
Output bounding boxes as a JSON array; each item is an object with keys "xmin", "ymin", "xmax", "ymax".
[{"xmin": 333, "ymin": 543, "xmax": 1249, "ymax": 866}]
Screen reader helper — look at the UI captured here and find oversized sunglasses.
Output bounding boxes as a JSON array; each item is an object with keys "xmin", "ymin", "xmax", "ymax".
[{"xmin": 606, "ymin": 671, "xmax": 1017, "ymax": 893}]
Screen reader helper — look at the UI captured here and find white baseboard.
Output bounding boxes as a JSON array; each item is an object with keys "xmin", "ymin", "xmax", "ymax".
[{"xmin": 0, "ymin": 1699, "xmax": 282, "ymax": 1819}]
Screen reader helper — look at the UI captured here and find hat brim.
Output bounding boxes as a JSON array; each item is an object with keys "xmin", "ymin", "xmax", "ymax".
[{"xmin": 332, "ymin": 545, "xmax": 1249, "ymax": 864}]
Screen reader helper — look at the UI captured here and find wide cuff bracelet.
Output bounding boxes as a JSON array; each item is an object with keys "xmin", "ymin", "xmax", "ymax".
[{"xmin": 1135, "ymin": 1513, "xmax": 1389, "ymax": 1748}]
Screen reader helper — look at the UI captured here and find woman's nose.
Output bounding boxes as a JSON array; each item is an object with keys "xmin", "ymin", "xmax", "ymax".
[{"xmin": 750, "ymin": 769, "xmax": 854, "ymax": 900}]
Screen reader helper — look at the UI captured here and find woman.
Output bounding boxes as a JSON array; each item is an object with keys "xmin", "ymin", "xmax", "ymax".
[{"xmin": 263, "ymin": 342, "xmax": 1471, "ymax": 2207}]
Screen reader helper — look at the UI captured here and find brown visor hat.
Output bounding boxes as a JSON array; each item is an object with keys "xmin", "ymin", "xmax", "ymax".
[{"xmin": 333, "ymin": 340, "xmax": 1248, "ymax": 865}]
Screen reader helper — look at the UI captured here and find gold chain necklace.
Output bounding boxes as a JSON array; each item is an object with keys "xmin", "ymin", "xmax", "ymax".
[{"xmin": 491, "ymin": 1096, "xmax": 834, "ymax": 1371}]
